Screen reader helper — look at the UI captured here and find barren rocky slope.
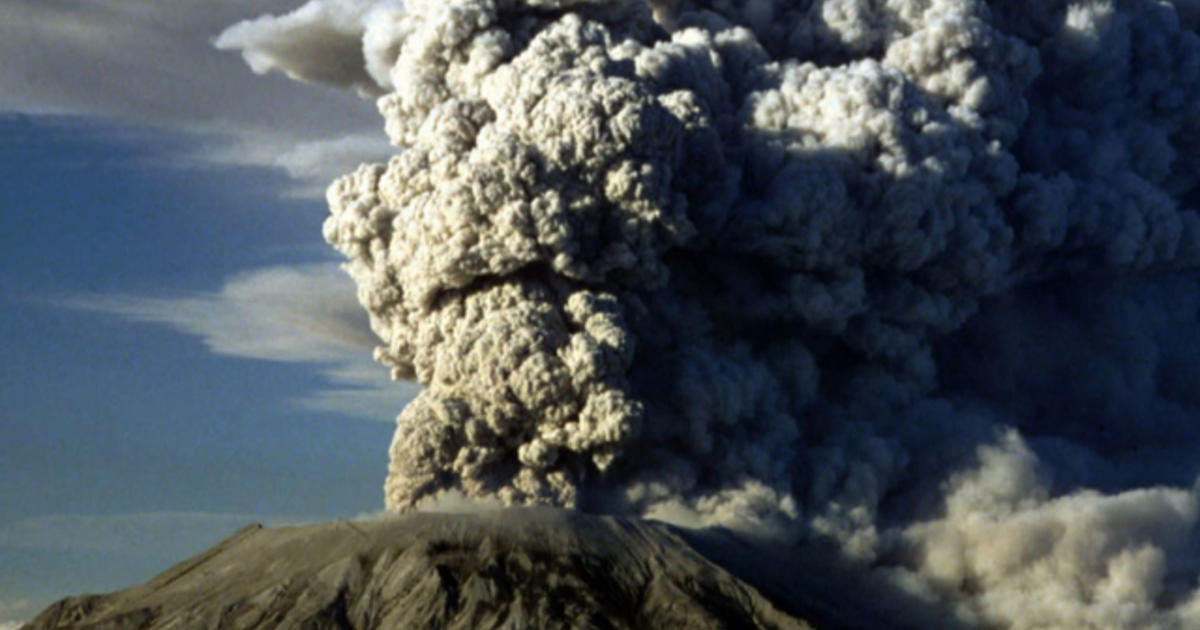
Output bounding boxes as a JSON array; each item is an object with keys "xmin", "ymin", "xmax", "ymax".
[{"xmin": 20, "ymin": 509, "xmax": 816, "ymax": 630}]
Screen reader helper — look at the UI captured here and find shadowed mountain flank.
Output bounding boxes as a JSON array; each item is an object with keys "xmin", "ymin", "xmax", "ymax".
[{"xmin": 20, "ymin": 509, "xmax": 814, "ymax": 630}]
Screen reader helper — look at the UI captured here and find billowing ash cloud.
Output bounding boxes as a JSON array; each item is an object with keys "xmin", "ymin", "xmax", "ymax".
[{"xmin": 220, "ymin": 1, "xmax": 1200, "ymax": 627}]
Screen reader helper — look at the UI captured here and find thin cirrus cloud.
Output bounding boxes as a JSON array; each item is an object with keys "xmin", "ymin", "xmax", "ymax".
[
  {"xmin": 55, "ymin": 263, "xmax": 418, "ymax": 422},
  {"xmin": 209, "ymin": 132, "xmax": 394, "ymax": 199},
  {"xmin": 2, "ymin": 2, "xmax": 414, "ymax": 420},
  {"xmin": 0, "ymin": 0, "xmax": 391, "ymax": 194}
]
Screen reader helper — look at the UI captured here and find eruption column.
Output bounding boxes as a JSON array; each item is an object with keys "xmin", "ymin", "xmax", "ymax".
[{"xmin": 221, "ymin": 2, "xmax": 1200, "ymax": 627}]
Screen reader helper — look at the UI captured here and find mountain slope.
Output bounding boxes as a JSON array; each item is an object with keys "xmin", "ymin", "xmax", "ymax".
[{"xmin": 21, "ymin": 508, "xmax": 814, "ymax": 630}]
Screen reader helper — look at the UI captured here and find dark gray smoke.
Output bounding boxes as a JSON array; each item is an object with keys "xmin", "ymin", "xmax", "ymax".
[{"xmin": 220, "ymin": 1, "xmax": 1200, "ymax": 627}]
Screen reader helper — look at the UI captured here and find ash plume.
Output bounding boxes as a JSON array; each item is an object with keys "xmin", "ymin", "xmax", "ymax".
[{"xmin": 221, "ymin": 1, "xmax": 1200, "ymax": 628}]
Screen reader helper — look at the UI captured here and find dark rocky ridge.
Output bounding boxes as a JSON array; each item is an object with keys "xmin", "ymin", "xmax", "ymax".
[{"xmin": 20, "ymin": 508, "xmax": 816, "ymax": 630}]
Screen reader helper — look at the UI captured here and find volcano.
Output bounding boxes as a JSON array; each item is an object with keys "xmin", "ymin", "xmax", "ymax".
[{"xmin": 20, "ymin": 509, "xmax": 825, "ymax": 630}]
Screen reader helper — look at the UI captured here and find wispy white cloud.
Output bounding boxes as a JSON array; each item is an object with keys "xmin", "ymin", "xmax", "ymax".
[
  {"xmin": 55, "ymin": 263, "xmax": 416, "ymax": 422},
  {"xmin": 65, "ymin": 263, "xmax": 375, "ymax": 362},
  {"xmin": 207, "ymin": 131, "xmax": 395, "ymax": 198},
  {"xmin": 3, "ymin": 3, "xmax": 413, "ymax": 414},
  {"xmin": 3, "ymin": 3, "xmax": 413, "ymax": 416},
  {"xmin": 0, "ymin": 0, "xmax": 388, "ymax": 193}
]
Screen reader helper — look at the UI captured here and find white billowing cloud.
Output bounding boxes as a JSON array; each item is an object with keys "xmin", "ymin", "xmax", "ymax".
[
  {"xmin": 0, "ymin": 0, "xmax": 384, "ymax": 191},
  {"xmin": 58, "ymin": 263, "xmax": 416, "ymax": 421},
  {"xmin": 213, "ymin": 0, "xmax": 415, "ymax": 94},
  {"xmin": 900, "ymin": 432, "xmax": 1200, "ymax": 629},
  {"xmin": 213, "ymin": 0, "xmax": 407, "ymax": 97},
  {"xmin": 220, "ymin": 1, "xmax": 1200, "ymax": 628}
]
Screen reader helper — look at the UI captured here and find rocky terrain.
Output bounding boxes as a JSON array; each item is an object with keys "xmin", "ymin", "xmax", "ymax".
[{"xmin": 19, "ymin": 509, "xmax": 817, "ymax": 630}]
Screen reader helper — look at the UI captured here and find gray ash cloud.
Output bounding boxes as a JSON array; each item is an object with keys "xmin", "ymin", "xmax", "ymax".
[{"xmin": 221, "ymin": 2, "xmax": 1200, "ymax": 627}]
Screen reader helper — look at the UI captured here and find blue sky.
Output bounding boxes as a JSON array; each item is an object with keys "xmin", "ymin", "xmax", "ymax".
[{"xmin": 0, "ymin": 2, "xmax": 411, "ymax": 623}]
